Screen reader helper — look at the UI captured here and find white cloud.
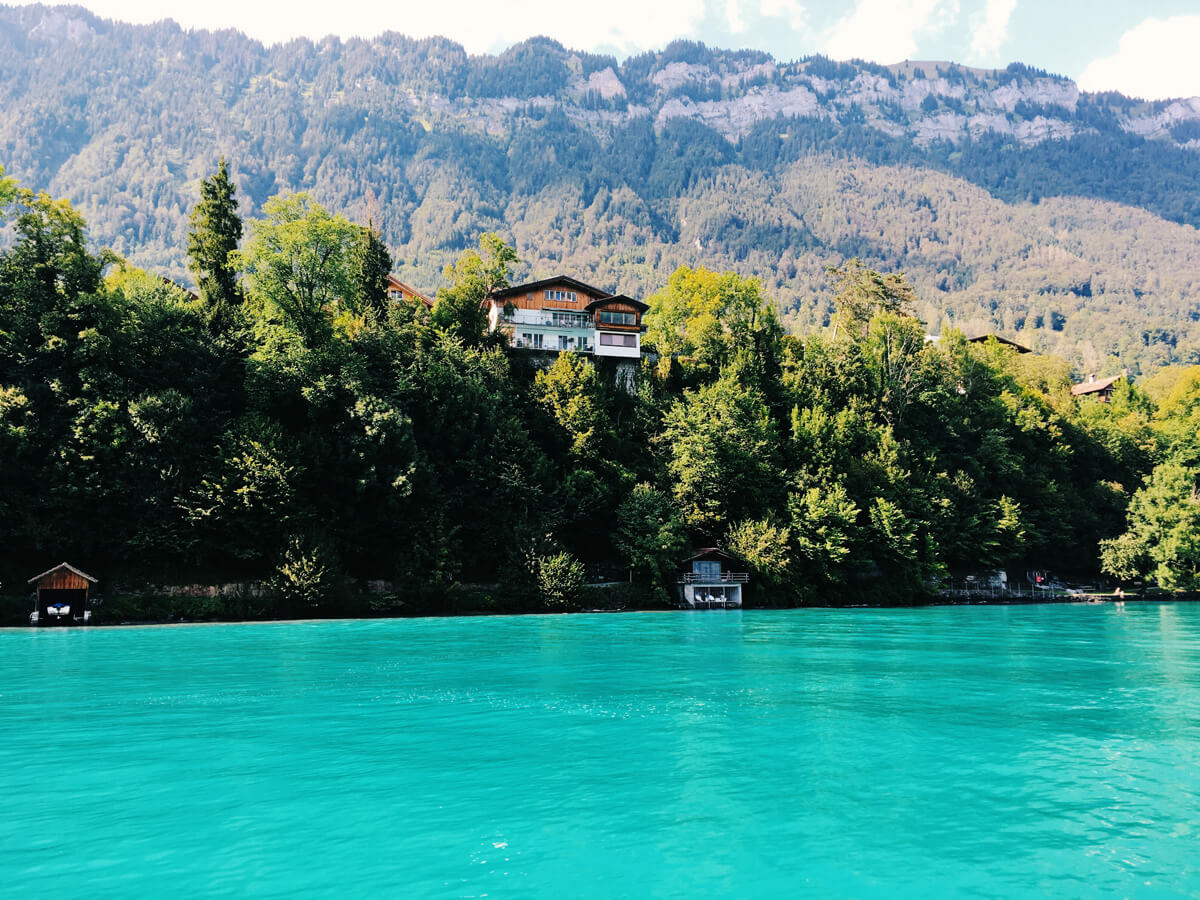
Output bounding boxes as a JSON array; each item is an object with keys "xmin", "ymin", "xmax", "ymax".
[
  {"xmin": 968, "ymin": 0, "xmax": 1016, "ymax": 60},
  {"xmin": 822, "ymin": 0, "xmax": 958, "ymax": 64},
  {"xmin": 26, "ymin": 0, "xmax": 707, "ymax": 54},
  {"xmin": 1078, "ymin": 16, "xmax": 1200, "ymax": 101},
  {"xmin": 759, "ymin": 0, "xmax": 807, "ymax": 30},
  {"xmin": 727, "ymin": 0, "xmax": 746, "ymax": 33}
]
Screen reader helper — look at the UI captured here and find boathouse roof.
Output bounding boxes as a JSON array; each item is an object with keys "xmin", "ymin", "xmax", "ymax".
[{"xmin": 28, "ymin": 562, "xmax": 98, "ymax": 585}]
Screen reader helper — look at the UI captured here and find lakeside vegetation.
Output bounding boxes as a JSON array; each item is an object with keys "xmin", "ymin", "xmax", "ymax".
[{"xmin": 2, "ymin": 163, "xmax": 1199, "ymax": 619}]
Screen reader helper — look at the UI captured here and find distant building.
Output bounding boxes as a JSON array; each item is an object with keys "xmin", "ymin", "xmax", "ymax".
[
  {"xmin": 386, "ymin": 275, "xmax": 432, "ymax": 308},
  {"xmin": 675, "ymin": 549, "xmax": 748, "ymax": 609},
  {"xmin": 485, "ymin": 275, "xmax": 648, "ymax": 359},
  {"xmin": 28, "ymin": 562, "xmax": 97, "ymax": 626},
  {"xmin": 1071, "ymin": 373, "xmax": 1124, "ymax": 402}
]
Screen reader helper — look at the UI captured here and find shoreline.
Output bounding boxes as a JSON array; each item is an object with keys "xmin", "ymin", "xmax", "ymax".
[{"xmin": 3, "ymin": 591, "xmax": 1195, "ymax": 630}]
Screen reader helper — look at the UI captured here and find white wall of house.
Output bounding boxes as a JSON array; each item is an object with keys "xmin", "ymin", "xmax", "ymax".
[{"xmin": 594, "ymin": 331, "xmax": 641, "ymax": 358}]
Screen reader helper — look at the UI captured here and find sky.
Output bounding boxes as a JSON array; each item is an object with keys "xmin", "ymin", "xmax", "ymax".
[{"xmin": 18, "ymin": 0, "xmax": 1200, "ymax": 100}]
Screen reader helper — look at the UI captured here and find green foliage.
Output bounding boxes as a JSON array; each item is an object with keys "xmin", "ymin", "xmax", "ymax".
[
  {"xmin": 534, "ymin": 353, "xmax": 609, "ymax": 459},
  {"xmin": 827, "ymin": 259, "xmax": 919, "ymax": 341},
  {"xmin": 348, "ymin": 223, "xmax": 393, "ymax": 319},
  {"xmin": 187, "ymin": 158, "xmax": 243, "ymax": 331},
  {"xmin": 1102, "ymin": 458, "xmax": 1200, "ymax": 590},
  {"xmin": 660, "ymin": 367, "xmax": 780, "ymax": 534},
  {"xmin": 236, "ymin": 193, "xmax": 361, "ymax": 346},
  {"xmin": 272, "ymin": 534, "xmax": 340, "ymax": 613},
  {"xmin": 3, "ymin": 172, "xmax": 1191, "ymax": 610},
  {"xmin": 614, "ymin": 483, "xmax": 690, "ymax": 586},
  {"xmin": 432, "ymin": 233, "xmax": 517, "ymax": 345},
  {"xmin": 645, "ymin": 266, "xmax": 781, "ymax": 380},
  {"xmin": 726, "ymin": 518, "xmax": 792, "ymax": 596},
  {"xmin": 535, "ymin": 550, "xmax": 587, "ymax": 610}
]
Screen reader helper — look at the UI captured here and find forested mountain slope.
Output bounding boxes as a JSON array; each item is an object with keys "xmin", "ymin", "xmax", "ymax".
[{"xmin": 2, "ymin": 3, "xmax": 1199, "ymax": 372}]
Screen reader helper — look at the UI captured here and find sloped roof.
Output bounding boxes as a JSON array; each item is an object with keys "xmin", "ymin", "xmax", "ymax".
[
  {"xmin": 585, "ymin": 294, "xmax": 650, "ymax": 314},
  {"xmin": 489, "ymin": 275, "xmax": 613, "ymax": 302},
  {"xmin": 683, "ymin": 548, "xmax": 745, "ymax": 565},
  {"xmin": 28, "ymin": 562, "xmax": 98, "ymax": 584},
  {"xmin": 386, "ymin": 274, "xmax": 432, "ymax": 307},
  {"xmin": 968, "ymin": 334, "xmax": 1031, "ymax": 353},
  {"xmin": 1071, "ymin": 374, "xmax": 1123, "ymax": 396}
]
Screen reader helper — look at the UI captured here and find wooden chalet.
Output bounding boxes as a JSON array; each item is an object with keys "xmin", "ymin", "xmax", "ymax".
[
  {"xmin": 386, "ymin": 275, "xmax": 432, "ymax": 308},
  {"xmin": 28, "ymin": 563, "xmax": 97, "ymax": 626},
  {"xmin": 1071, "ymin": 373, "xmax": 1123, "ymax": 402},
  {"xmin": 486, "ymin": 275, "xmax": 648, "ymax": 359},
  {"xmin": 675, "ymin": 549, "xmax": 749, "ymax": 609}
]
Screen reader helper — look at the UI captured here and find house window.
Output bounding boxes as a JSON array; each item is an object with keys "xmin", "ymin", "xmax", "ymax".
[
  {"xmin": 693, "ymin": 560, "xmax": 721, "ymax": 579},
  {"xmin": 544, "ymin": 289, "xmax": 578, "ymax": 302},
  {"xmin": 599, "ymin": 333, "xmax": 637, "ymax": 347},
  {"xmin": 559, "ymin": 335, "xmax": 570, "ymax": 350},
  {"xmin": 598, "ymin": 310, "xmax": 637, "ymax": 326},
  {"xmin": 531, "ymin": 333, "xmax": 544, "ymax": 349}
]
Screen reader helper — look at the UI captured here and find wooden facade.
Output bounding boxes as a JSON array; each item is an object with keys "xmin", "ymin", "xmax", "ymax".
[
  {"xmin": 487, "ymin": 276, "xmax": 648, "ymax": 359},
  {"xmin": 1071, "ymin": 374, "xmax": 1123, "ymax": 402},
  {"xmin": 28, "ymin": 563, "xmax": 97, "ymax": 626},
  {"xmin": 386, "ymin": 275, "xmax": 432, "ymax": 308}
]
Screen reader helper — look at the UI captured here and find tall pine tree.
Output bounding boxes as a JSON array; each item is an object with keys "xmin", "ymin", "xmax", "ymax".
[
  {"xmin": 187, "ymin": 158, "xmax": 243, "ymax": 331},
  {"xmin": 348, "ymin": 222, "xmax": 392, "ymax": 319}
]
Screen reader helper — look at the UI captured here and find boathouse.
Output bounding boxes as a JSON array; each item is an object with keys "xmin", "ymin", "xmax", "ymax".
[
  {"xmin": 676, "ymin": 549, "xmax": 749, "ymax": 609},
  {"xmin": 28, "ymin": 563, "xmax": 97, "ymax": 626}
]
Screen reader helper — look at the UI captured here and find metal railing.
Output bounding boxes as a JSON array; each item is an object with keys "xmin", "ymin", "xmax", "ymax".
[
  {"xmin": 678, "ymin": 573, "xmax": 749, "ymax": 584},
  {"xmin": 501, "ymin": 311, "xmax": 593, "ymax": 329},
  {"xmin": 511, "ymin": 337, "xmax": 594, "ymax": 353}
]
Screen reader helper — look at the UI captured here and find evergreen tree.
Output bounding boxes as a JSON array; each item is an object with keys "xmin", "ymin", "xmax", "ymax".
[
  {"xmin": 187, "ymin": 158, "xmax": 244, "ymax": 331},
  {"xmin": 348, "ymin": 222, "xmax": 393, "ymax": 319}
]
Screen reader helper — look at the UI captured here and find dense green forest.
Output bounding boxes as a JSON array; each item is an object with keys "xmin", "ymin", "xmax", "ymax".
[
  {"xmin": 3, "ymin": 165, "xmax": 1198, "ymax": 618},
  {"xmin": 2, "ymin": 5, "xmax": 1200, "ymax": 374}
]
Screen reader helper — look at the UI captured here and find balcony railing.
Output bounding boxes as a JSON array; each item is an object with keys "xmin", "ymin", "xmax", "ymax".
[
  {"xmin": 678, "ymin": 572, "xmax": 749, "ymax": 584},
  {"xmin": 511, "ymin": 336, "xmax": 594, "ymax": 353},
  {"xmin": 501, "ymin": 311, "xmax": 593, "ymax": 329}
]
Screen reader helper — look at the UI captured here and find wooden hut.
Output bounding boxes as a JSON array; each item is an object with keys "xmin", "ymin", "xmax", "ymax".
[{"xmin": 28, "ymin": 563, "xmax": 97, "ymax": 626}]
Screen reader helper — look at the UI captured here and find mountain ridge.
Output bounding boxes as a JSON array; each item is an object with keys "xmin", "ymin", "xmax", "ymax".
[{"xmin": 2, "ymin": 3, "xmax": 1200, "ymax": 373}]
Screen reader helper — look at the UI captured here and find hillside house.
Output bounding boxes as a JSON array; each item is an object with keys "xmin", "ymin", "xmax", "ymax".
[
  {"xmin": 676, "ymin": 549, "xmax": 749, "ymax": 609},
  {"xmin": 386, "ymin": 275, "xmax": 432, "ymax": 308},
  {"xmin": 486, "ymin": 276, "xmax": 648, "ymax": 359},
  {"xmin": 1071, "ymin": 373, "xmax": 1123, "ymax": 402}
]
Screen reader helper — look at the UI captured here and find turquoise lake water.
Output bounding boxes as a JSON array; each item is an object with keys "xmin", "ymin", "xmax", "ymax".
[{"xmin": 3, "ymin": 605, "xmax": 1200, "ymax": 898}]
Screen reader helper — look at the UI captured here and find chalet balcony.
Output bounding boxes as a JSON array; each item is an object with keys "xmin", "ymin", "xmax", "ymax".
[
  {"xmin": 677, "ymin": 572, "xmax": 749, "ymax": 584},
  {"xmin": 500, "ymin": 310, "xmax": 593, "ymax": 329},
  {"xmin": 511, "ymin": 335, "xmax": 594, "ymax": 353}
]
